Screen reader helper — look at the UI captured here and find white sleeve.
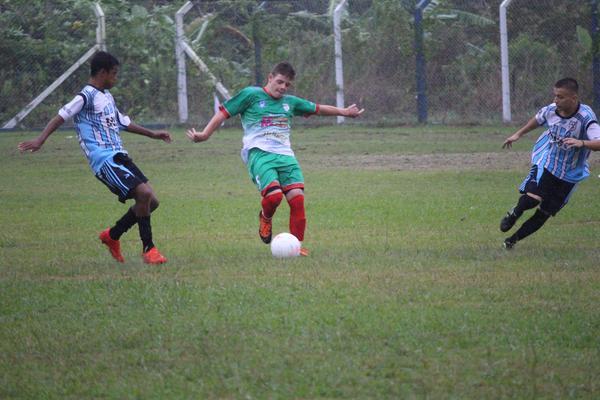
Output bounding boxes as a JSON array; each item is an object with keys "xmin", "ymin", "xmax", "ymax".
[
  {"xmin": 58, "ymin": 95, "xmax": 84, "ymax": 120},
  {"xmin": 535, "ymin": 105, "xmax": 550, "ymax": 126},
  {"xmin": 117, "ymin": 110, "xmax": 131, "ymax": 128},
  {"xmin": 586, "ymin": 122, "xmax": 600, "ymax": 140}
]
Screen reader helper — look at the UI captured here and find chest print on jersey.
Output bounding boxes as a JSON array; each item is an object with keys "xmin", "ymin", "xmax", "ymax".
[
  {"xmin": 283, "ymin": 103, "xmax": 290, "ymax": 112},
  {"xmin": 566, "ymin": 119, "xmax": 578, "ymax": 134},
  {"xmin": 259, "ymin": 100, "xmax": 266, "ymax": 108}
]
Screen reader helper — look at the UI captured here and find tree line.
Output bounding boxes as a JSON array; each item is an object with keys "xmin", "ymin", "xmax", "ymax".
[{"xmin": 0, "ymin": 0, "xmax": 595, "ymax": 127}]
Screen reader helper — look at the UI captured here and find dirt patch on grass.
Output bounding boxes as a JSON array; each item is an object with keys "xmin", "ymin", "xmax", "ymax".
[{"xmin": 321, "ymin": 151, "xmax": 600, "ymax": 171}]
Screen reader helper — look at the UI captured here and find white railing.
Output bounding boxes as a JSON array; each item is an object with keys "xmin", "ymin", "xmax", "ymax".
[
  {"xmin": 2, "ymin": 3, "xmax": 106, "ymax": 129},
  {"xmin": 175, "ymin": 1, "xmax": 231, "ymax": 124}
]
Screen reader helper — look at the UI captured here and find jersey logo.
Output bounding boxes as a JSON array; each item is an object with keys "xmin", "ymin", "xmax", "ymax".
[
  {"xmin": 283, "ymin": 103, "xmax": 290, "ymax": 112},
  {"xmin": 259, "ymin": 100, "xmax": 266, "ymax": 108}
]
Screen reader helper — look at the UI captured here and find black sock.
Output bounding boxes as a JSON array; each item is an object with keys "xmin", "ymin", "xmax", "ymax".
[
  {"xmin": 109, "ymin": 208, "xmax": 137, "ymax": 240},
  {"xmin": 508, "ymin": 209, "xmax": 550, "ymax": 243},
  {"xmin": 137, "ymin": 216, "xmax": 155, "ymax": 253},
  {"xmin": 512, "ymin": 194, "xmax": 540, "ymax": 217}
]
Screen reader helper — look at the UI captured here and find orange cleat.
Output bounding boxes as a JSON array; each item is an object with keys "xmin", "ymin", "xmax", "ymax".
[
  {"xmin": 258, "ymin": 211, "xmax": 272, "ymax": 244},
  {"xmin": 99, "ymin": 228, "xmax": 124, "ymax": 263},
  {"xmin": 142, "ymin": 247, "xmax": 167, "ymax": 264},
  {"xmin": 299, "ymin": 247, "xmax": 309, "ymax": 257}
]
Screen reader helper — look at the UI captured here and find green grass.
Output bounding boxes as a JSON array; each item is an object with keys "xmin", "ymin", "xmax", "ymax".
[{"xmin": 1, "ymin": 125, "xmax": 599, "ymax": 399}]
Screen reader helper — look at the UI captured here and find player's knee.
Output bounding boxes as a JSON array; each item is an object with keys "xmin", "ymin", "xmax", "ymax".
[
  {"xmin": 521, "ymin": 194, "xmax": 541, "ymax": 208},
  {"xmin": 287, "ymin": 192, "xmax": 305, "ymax": 211},
  {"xmin": 533, "ymin": 208, "xmax": 551, "ymax": 222},
  {"xmin": 526, "ymin": 192, "xmax": 542, "ymax": 203},
  {"xmin": 150, "ymin": 197, "xmax": 160, "ymax": 212},
  {"xmin": 261, "ymin": 181, "xmax": 282, "ymax": 197},
  {"xmin": 285, "ymin": 188, "xmax": 304, "ymax": 202},
  {"xmin": 134, "ymin": 184, "xmax": 153, "ymax": 204},
  {"xmin": 263, "ymin": 190, "xmax": 283, "ymax": 206}
]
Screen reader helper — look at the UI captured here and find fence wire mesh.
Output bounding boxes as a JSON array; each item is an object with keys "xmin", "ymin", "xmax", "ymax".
[{"xmin": 0, "ymin": 0, "xmax": 596, "ymax": 129}]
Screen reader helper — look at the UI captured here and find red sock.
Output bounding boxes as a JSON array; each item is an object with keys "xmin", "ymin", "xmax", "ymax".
[
  {"xmin": 288, "ymin": 194, "xmax": 306, "ymax": 242},
  {"xmin": 261, "ymin": 192, "xmax": 283, "ymax": 219}
]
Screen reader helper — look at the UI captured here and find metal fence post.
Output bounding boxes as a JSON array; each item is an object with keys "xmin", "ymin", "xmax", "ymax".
[
  {"xmin": 591, "ymin": 0, "xmax": 600, "ymax": 110},
  {"xmin": 333, "ymin": 0, "xmax": 348, "ymax": 124},
  {"xmin": 414, "ymin": 0, "xmax": 430, "ymax": 124},
  {"xmin": 94, "ymin": 3, "xmax": 106, "ymax": 51},
  {"xmin": 500, "ymin": 0, "xmax": 514, "ymax": 123},
  {"xmin": 176, "ymin": 1, "xmax": 193, "ymax": 124}
]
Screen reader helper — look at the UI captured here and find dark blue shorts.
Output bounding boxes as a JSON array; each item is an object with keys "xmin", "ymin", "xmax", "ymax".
[{"xmin": 95, "ymin": 153, "xmax": 148, "ymax": 203}]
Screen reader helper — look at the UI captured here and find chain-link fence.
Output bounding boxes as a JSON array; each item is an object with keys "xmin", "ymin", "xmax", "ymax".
[{"xmin": 0, "ymin": 0, "xmax": 596, "ymax": 129}]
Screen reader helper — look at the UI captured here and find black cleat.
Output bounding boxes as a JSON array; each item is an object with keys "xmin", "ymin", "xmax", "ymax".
[
  {"xmin": 503, "ymin": 238, "xmax": 516, "ymax": 250},
  {"xmin": 500, "ymin": 211, "xmax": 518, "ymax": 232}
]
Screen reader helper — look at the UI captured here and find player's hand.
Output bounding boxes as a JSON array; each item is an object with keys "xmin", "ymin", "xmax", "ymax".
[
  {"xmin": 344, "ymin": 104, "xmax": 365, "ymax": 118},
  {"xmin": 562, "ymin": 137, "xmax": 584, "ymax": 148},
  {"xmin": 153, "ymin": 131, "xmax": 172, "ymax": 143},
  {"xmin": 502, "ymin": 133, "xmax": 520, "ymax": 149},
  {"xmin": 18, "ymin": 138, "xmax": 44, "ymax": 153},
  {"xmin": 186, "ymin": 128, "xmax": 208, "ymax": 143}
]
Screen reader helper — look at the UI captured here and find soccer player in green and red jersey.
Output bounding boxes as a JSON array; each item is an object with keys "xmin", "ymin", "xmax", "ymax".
[{"xmin": 186, "ymin": 62, "xmax": 363, "ymax": 255}]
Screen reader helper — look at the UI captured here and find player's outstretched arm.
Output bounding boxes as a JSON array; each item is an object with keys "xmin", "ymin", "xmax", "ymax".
[
  {"xmin": 18, "ymin": 115, "xmax": 65, "ymax": 153},
  {"xmin": 564, "ymin": 121, "xmax": 600, "ymax": 151},
  {"xmin": 563, "ymin": 137, "xmax": 600, "ymax": 151},
  {"xmin": 317, "ymin": 104, "xmax": 364, "ymax": 118},
  {"xmin": 126, "ymin": 123, "xmax": 172, "ymax": 143},
  {"xmin": 502, "ymin": 117, "xmax": 539, "ymax": 149},
  {"xmin": 186, "ymin": 112, "xmax": 227, "ymax": 143}
]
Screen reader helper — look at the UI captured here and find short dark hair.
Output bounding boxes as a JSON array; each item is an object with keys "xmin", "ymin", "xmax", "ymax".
[
  {"xmin": 555, "ymin": 78, "xmax": 578, "ymax": 93},
  {"xmin": 90, "ymin": 51, "xmax": 120, "ymax": 76},
  {"xmin": 271, "ymin": 62, "xmax": 295, "ymax": 80}
]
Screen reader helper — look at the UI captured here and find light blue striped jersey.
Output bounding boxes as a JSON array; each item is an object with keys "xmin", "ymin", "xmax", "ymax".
[
  {"xmin": 531, "ymin": 103, "xmax": 597, "ymax": 183},
  {"xmin": 58, "ymin": 85, "xmax": 131, "ymax": 173}
]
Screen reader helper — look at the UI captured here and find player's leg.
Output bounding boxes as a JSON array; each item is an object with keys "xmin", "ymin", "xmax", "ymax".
[
  {"xmin": 99, "ymin": 206, "xmax": 136, "ymax": 262},
  {"xmin": 259, "ymin": 182, "xmax": 284, "ymax": 243},
  {"xmin": 96, "ymin": 154, "xmax": 166, "ymax": 263},
  {"xmin": 131, "ymin": 182, "xmax": 166, "ymax": 264},
  {"xmin": 279, "ymin": 160, "xmax": 308, "ymax": 256},
  {"xmin": 96, "ymin": 156, "xmax": 141, "ymax": 262},
  {"xmin": 503, "ymin": 208, "xmax": 551, "ymax": 249},
  {"xmin": 120, "ymin": 156, "xmax": 166, "ymax": 264},
  {"xmin": 504, "ymin": 170, "xmax": 575, "ymax": 249},
  {"xmin": 99, "ymin": 188, "xmax": 158, "ymax": 261},
  {"xmin": 500, "ymin": 165, "xmax": 541, "ymax": 232},
  {"xmin": 248, "ymin": 149, "xmax": 283, "ymax": 244},
  {"xmin": 284, "ymin": 188, "xmax": 308, "ymax": 256},
  {"xmin": 283, "ymin": 187, "xmax": 306, "ymax": 242},
  {"xmin": 500, "ymin": 193, "xmax": 541, "ymax": 232}
]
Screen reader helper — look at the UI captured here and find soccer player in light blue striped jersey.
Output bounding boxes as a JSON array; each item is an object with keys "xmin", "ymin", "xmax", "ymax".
[
  {"xmin": 500, "ymin": 78, "xmax": 600, "ymax": 249},
  {"xmin": 18, "ymin": 51, "xmax": 171, "ymax": 264}
]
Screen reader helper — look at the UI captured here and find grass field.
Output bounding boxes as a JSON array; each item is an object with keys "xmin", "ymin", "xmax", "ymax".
[{"xmin": 1, "ymin": 125, "xmax": 599, "ymax": 398}]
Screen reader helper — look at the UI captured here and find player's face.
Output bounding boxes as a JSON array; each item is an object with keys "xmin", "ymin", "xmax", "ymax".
[
  {"xmin": 553, "ymin": 87, "xmax": 578, "ymax": 114},
  {"xmin": 103, "ymin": 67, "xmax": 119, "ymax": 89},
  {"xmin": 266, "ymin": 73, "xmax": 292, "ymax": 98}
]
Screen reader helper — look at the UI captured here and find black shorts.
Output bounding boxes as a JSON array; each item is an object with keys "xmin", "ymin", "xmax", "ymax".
[
  {"xmin": 95, "ymin": 153, "xmax": 148, "ymax": 203},
  {"xmin": 522, "ymin": 167, "xmax": 575, "ymax": 216}
]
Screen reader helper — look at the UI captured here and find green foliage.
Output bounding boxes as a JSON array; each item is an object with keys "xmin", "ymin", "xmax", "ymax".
[
  {"xmin": 510, "ymin": 34, "xmax": 561, "ymax": 109},
  {"xmin": 577, "ymin": 24, "xmax": 593, "ymax": 66},
  {"xmin": 0, "ymin": 0, "xmax": 596, "ymax": 127}
]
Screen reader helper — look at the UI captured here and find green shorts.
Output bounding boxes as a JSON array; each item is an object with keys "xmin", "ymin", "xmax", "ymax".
[{"xmin": 247, "ymin": 148, "xmax": 304, "ymax": 194}]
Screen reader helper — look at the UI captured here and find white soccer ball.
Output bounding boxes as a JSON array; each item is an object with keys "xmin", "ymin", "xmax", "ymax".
[{"xmin": 270, "ymin": 232, "xmax": 301, "ymax": 258}]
